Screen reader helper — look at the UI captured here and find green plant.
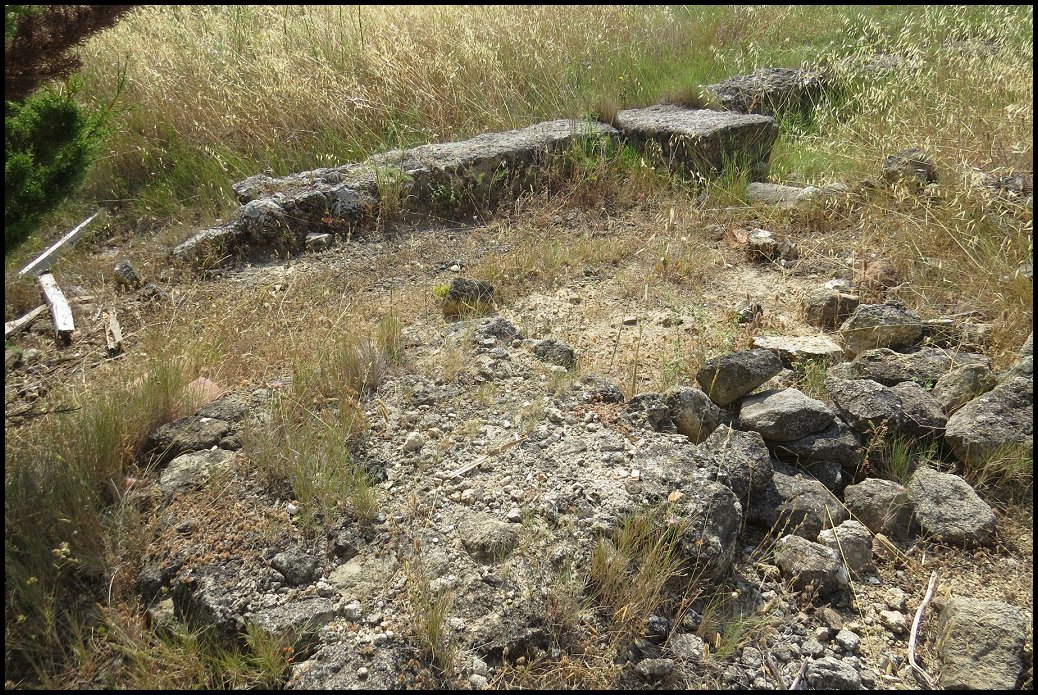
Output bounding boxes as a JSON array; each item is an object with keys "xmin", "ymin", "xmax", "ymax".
[
  {"xmin": 588, "ymin": 506, "xmax": 689, "ymax": 640},
  {"xmin": 5, "ymin": 5, "xmax": 135, "ymax": 254},
  {"xmin": 373, "ymin": 166, "xmax": 413, "ymax": 226},
  {"xmin": 405, "ymin": 558, "xmax": 456, "ymax": 673}
]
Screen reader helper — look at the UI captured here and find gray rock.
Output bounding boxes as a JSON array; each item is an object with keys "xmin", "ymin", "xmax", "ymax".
[
  {"xmin": 159, "ymin": 449, "xmax": 235, "ymax": 500},
  {"xmin": 708, "ymin": 67, "xmax": 834, "ymax": 118},
  {"xmin": 172, "ymin": 569, "xmax": 245, "ymax": 643},
  {"xmin": 945, "ymin": 376, "xmax": 1033, "ymax": 465},
  {"xmin": 691, "ymin": 425, "xmax": 773, "ymax": 501},
  {"xmin": 883, "ymin": 148, "xmax": 937, "ymax": 186},
  {"xmin": 746, "ymin": 228, "xmax": 781, "ymax": 261},
  {"xmin": 288, "ymin": 641, "xmax": 420, "ymax": 690},
  {"xmin": 249, "ymin": 597, "xmax": 335, "ymax": 653},
  {"xmin": 771, "ymin": 420, "xmax": 865, "ymax": 472},
  {"xmin": 570, "ymin": 375, "xmax": 625, "ymax": 404},
  {"xmin": 932, "ymin": 363, "xmax": 997, "ymax": 414},
  {"xmin": 879, "ymin": 610, "xmax": 909, "ymax": 634},
  {"xmin": 835, "ymin": 629, "xmax": 861, "ymax": 653},
  {"xmin": 751, "ymin": 335, "xmax": 845, "ymax": 368},
  {"xmin": 304, "ymin": 232, "xmax": 331, "ymax": 251},
  {"xmin": 846, "ymin": 346, "xmax": 989, "ymax": 387},
  {"xmin": 838, "ymin": 303, "xmax": 923, "ymax": 356},
  {"xmin": 805, "ymin": 655, "xmax": 861, "ymax": 689},
  {"xmin": 627, "ymin": 392, "xmax": 676, "ymax": 432},
  {"xmin": 907, "ymin": 467, "xmax": 997, "ymax": 545},
  {"xmin": 743, "ymin": 182, "xmax": 840, "ymax": 208},
  {"xmin": 532, "ymin": 338, "xmax": 577, "ymax": 370},
  {"xmin": 173, "ymin": 223, "xmax": 242, "ymax": 264},
  {"xmin": 472, "ymin": 316, "xmax": 523, "ymax": 346},
  {"xmin": 999, "ymin": 332, "xmax": 1033, "ymax": 382},
  {"xmin": 673, "ymin": 481, "xmax": 743, "ymax": 580},
  {"xmin": 797, "ymin": 459, "xmax": 845, "ymax": 493},
  {"xmin": 803, "ymin": 286, "xmax": 860, "ymax": 330},
  {"xmin": 442, "ymin": 277, "xmax": 494, "ymax": 316},
  {"xmin": 664, "ymin": 386, "xmax": 721, "ymax": 444},
  {"xmin": 149, "ymin": 415, "xmax": 232, "ymax": 464},
  {"xmin": 196, "ymin": 394, "xmax": 253, "ymax": 424},
  {"xmin": 922, "ymin": 318, "xmax": 991, "ymax": 350},
  {"xmin": 937, "ymin": 597, "xmax": 1029, "ymax": 690},
  {"xmin": 696, "ymin": 349, "xmax": 783, "ymax": 407},
  {"xmin": 668, "ymin": 632, "xmax": 706, "ymax": 667},
  {"xmin": 457, "ymin": 513, "xmax": 519, "ymax": 562},
  {"xmin": 773, "ymin": 535, "xmax": 850, "ymax": 598},
  {"xmin": 238, "ymin": 198, "xmax": 293, "ymax": 249},
  {"xmin": 613, "ymin": 105, "xmax": 777, "ymax": 179},
  {"xmin": 843, "ymin": 478, "xmax": 914, "ymax": 538},
  {"xmin": 887, "ymin": 381, "xmax": 947, "ymax": 439},
  {"xmin": 825, "ymin": 378, "xmax": 901, "ymax": 433},
  {"xmin": 748, "ymin": 462, "xmax": 847, "ymax": 539},
  {"xmin": 738, "ymin": 388, "xmax": 836, "ymax": 442},
  {"xmin": 114, "ymin": 260, "xmax": 143, "ymax": 289},
  {"xmin": 633, "ymin": 658, "xmax": 676, "ymax": 683},
  {"xmin": 817, "ymin": 520, "xmax": 873, "ymax": 574},
  {"xmin": 272, "ymin": 549, "xmax": 321, "ymax": 586}
]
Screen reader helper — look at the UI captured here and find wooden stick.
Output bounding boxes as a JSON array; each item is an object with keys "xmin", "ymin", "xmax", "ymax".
[
  {"xmin": 103, "ymin": 307, "xmax": 123, "ymax": 356},
  {"xmin": 447, "ymin": 437, "xmax": 524, "ymax": 478},
  {"xmin": 18, "ymin": 211, "xmax": 100, "ymax": 277},
  {"xmin": 4, "ymin": 304, "xmax": 47, "ymax": 338},
  {"xmin": 789, "ymin": 657, "xmax": 809, "ymax": 690},
  {"xmin": 907, "ymin": 570, "xmax": 938, "ymax": 689},
  {"xmin": 764, "ymin": 650, "xmax": 788, "ymax": 689},
  {"xmin": 38, "ymin": 272, "xmax": 75, "ymax": 344}
]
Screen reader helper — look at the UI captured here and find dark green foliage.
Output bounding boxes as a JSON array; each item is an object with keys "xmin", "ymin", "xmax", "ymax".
[
  {"xmin": 4, "ymin": 5, "xmax": 135, "ymax": 256},
  {"xmin": 5, "ymin": 89, "xmax": 103, "ymax": 253}
]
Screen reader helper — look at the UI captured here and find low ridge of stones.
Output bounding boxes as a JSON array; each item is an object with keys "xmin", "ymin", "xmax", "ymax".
[{"xmin": 142, "ymin": 64, "xmax": 1031, "ymax": 690}]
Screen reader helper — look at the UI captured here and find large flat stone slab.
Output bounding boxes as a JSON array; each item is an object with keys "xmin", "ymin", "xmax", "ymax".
[{"xmin": 614, "ymin": 105, "xmax": 777, "ymax": 178}]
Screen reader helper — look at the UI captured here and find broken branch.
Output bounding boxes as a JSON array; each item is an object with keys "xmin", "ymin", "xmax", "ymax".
[
  {"xmin": 907, "ymin": 570, "xmax": 938, "ymax": 689},
  {"xmin": 18, "ymin": 211, "xmax": 100, "ymax": 277},
  {"xmin": 4, "ymin": 304, "xmax": 47, "ymax": 339}
]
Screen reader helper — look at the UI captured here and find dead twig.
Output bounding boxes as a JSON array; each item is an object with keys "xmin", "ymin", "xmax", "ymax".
[
  {"xmin": 789, "ymin": 657, "xmax": 809, "ymax": 690},
  {"xmin": 4, "ymin": 304, "xmax": 47, "ymax": 338},
  {"xmin": 764, "ymin": 649, "xmax": 787, "ymax": 689},
  {"xmin": 907, "ymin": 570, "xmax": 938, "ymax": 689}
]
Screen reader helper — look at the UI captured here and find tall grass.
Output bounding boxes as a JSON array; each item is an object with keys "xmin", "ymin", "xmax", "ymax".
[{"xmin": 5, "ymin": 359, "xmax": 194, "ymax": 684}]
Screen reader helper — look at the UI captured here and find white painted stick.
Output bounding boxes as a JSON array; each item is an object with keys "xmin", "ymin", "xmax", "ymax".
[
  {"xmin": 38, "ymin": 272, "xmax": 75, "ymax": 344},
  {"xmin": 18, "ymin": 211, "xmax": 100, "ymax": 277},
  {"xmin": 4, "ymin": 304, "xmax": 47, "ymax": 338}
]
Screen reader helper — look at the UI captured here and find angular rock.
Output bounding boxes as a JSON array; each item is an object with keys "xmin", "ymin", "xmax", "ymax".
[
  {"xmin": 931, "ymin": 363, "xmax": 999, "ymax": 415},
  {"xmin": 472, "ymin": 316, "xmax": 523, "ymax": 347},
  {"xmin": 627, "ymin": 392, "xmax": 676, "ymax": 432},
  {"xmin": 457, "ymin": 513, "xmax": 519, "ymax": 562},
  {"xmin": 843, "ymin": 478, "xmax": 914, "ymax": 539},
  {"xmin": 195, "ymin": 394, "xmax": 253, "ymax": 424},
  {"xmin": 907, "ymin": 467, "xmax": 997, "ymax": 545},
  {"xmin": 771, "ymin": 420, "xmax": 865, "ymax": 472},
  {"xmin": 803, "ymin": 286, "xmax": 860, "ymax": 330},
  {"xmin": 887, "ymin": 381, "xmax": 947, "ymax": 439},
  {"xmin": 708, "ymin": 67, "xmax": 834, "ymax": 118},
  {"xmin": 838, "ymin": 303, "xmax": 923, "ymax": 356},
  {"xmin": 148, "ymin": 415, "xmax": 232, "ymax": 464},
  {"xmin": 664, "ymin": 386, "xmax": 721, "ymax": 444},
  {"xmin": 797, "ymin": 459, "xmax": 845, "ymax": 493},
  {"xmin": 304, "ymin": 232, "xmax": 331, "ymax": 251},
  {"xmin": 922, "ymin": 317, "xmax": 991, "ymax": 350},
  {"xmin": 751, "ymin": 335, "xmax": 845, "ymax": 368},
  {"xmin": 845, "ymin": 346, "xmax": 989, "ymax": 387},
  {"xmin": 673, "ymin": 480, "xmax": 743, "ymax": 580},
  {"xmin": 668, "ymin": 633, "xmax": 706, "ymax": 666},
  {"xmin": 773, "ymin": 535, "xmax": 850, "ymax": 597},
  {"xmin": 691, "ymin": 425, "xmax": 773, "ymax": 501},
  {"xmin": 173, "ymin": 569, "xmax": 244, "ymax": 643},
  {"xmin": 737, "ymin": 388, "xmax": 835, "ymax": 442},
  {"xmin": 883, "ymin": 148, "xmax": 937, "ymax": 186},
  {"xmin": 945, "ymin": 376, "xmax": 1033, "ymax": 465},
  {"xmin": 825, "ymin": 378, "xmax": 901, "ymax": 434},
  {"xmin": 114, "ymin": 260, "xmax": 143, "ymax": 289},
  {"xmin": 532, "ymin": 338, "xmax": 577, "ymax": 370},
  {"xmin": 696, "ymin": 349, "xmax": 783, "ymax": 407},
  {"xmin": 160, "ymin": 449, "xmax": 235, "ymax": 500},
  {"xmin": 272, "ymin": 549, "xmax": 321, "ymax": 586},
  {"xmin": 570, "ymin": 375, "xmax": 625, "ymax": 404},
  {"xmin": 249, "ymin": 597, "xmax": 335, "ymax": 654},
  {"xmin": 817, "ymin": 520, "xmax": 873, "ymax": 574},
  {"xmin": 748, "ymin": 462, "xmax": 847, "ymax": 539},
  {"xmin": 937, "ymin": 597, "xmax": 1029, "ymax": 690},
  {"xmin": 442, "ymin": 277, "xmax": 494, "ymax": 317},
  {"xmin": 805, "ymin": 655, "xmax": 861, "ymax": 690},
  {"xmin": 613, "ymin": 105, "xmax": 778, "ymax": 179},
  {"xmin": 744, "ymin": 182, "xmax": 837, "ymax": 207}
]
